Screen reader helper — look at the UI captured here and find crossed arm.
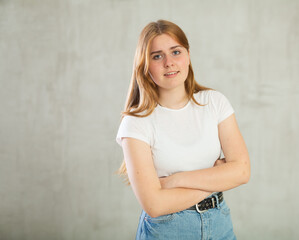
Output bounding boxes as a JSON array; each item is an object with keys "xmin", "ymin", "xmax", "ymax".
[
  {"xmin": 121, "ymin": 114, "xmax": 250, "ymax": 218},
  {"xmin": 159, "ymin": 114, "xmax": 250, "ymax": 192}
]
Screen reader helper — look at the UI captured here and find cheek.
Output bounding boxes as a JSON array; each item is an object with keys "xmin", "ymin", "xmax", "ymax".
[
  {"xmin": 149, "ymin": 63, "xmax": 161, "ymax": 75},
  {"xmin": 178, "ymin": 59, "xmax": 189, "ymax": 71}
]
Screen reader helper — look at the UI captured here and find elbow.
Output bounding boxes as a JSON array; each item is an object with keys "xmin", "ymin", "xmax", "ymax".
[
  {"xmin": 242, "ymin": 172, "xmax": 250, "ymax": 184},
  {"xmin": 142, "ymin": 194, "xmax": 165, "ymax": 218},
  {"xmin": 140, "ymin": 194, "xmax": 163, "ymax": 218},
  {"xmin": 241, "ymin": 161, "xmax": 251, "ymax": 184},
  {"xmin": 144, "ymin": 198, "xmax": 167, "ymax": 218},
  {"xmin": 146, "ymin": 209, "xmax": 161, "ymax": 218},
  {"xmin": 144, "ymin": 205, "xmax": 163, "ymax": 218}
]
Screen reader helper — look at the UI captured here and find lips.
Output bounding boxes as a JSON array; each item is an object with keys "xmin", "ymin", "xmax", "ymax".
[{"xmin": 164, "ymin": 71, "xmax": 179, "ymax": 76}]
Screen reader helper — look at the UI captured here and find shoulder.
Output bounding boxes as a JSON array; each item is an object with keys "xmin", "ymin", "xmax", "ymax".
[
  {"xmin": 193, "ymin": 89, "xmax": 224, "ymax": 103},
  {"xmin": 193, "ymin": 90, "xmax": 234, "ymax": 123},
  {"xmin": 120, "ymin": 113, "xmax": 153, "ymax": 132},
  {"xmin": 194, "ymin": 89, "xmax": 230, "ymax": 101},
  {"xmin": 208, "ymin": 90, "xmax": 229, "ymax": 100},
  {"xmin": 116, "ymin": 113, "xmax": 154, "ymax": 147},
  {"xmin": 122, "ymin": 110, "xmax": 154, "ymax": 123}
]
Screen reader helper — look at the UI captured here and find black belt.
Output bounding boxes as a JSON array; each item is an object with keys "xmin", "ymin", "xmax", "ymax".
[{"xmin": 187, "ymin": 192, "xmax": 223, "ymax": 213}]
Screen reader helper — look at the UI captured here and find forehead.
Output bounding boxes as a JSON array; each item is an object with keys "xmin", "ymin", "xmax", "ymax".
[{"xmin": 150, "ymin": 34, "xmax": 181, "ymax": 51}]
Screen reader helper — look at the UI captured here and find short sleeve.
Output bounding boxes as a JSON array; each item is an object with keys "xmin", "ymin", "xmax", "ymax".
[
  {"xmin": 210, "ymin": 91, "xmax": 234, "ymax": 124},
  {"xmin": 116, "ymin": 115, "xmax": 152, "ymax": 147}
]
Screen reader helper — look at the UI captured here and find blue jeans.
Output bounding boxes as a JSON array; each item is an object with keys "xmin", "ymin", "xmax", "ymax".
[{"xmin": 135, "ymin": 196, "xmax": 236, "ymax": 240}]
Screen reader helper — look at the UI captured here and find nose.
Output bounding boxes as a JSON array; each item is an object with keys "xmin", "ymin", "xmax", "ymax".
[{"xmin": 163, "ymin": 55, "xmax": 174, "ymax": 68}]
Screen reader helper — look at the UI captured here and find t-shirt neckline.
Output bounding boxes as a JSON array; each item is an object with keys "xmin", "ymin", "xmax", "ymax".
[{"xmin": 157, "ymin": 100, "xmax": 191, "ymax": 111}]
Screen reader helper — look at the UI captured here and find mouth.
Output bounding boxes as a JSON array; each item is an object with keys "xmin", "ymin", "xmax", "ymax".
[{"xmin": 164, "ymin": 71, "xmax": 180, "ymax": 77}]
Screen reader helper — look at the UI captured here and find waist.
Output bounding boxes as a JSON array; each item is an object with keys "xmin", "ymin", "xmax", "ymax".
[{"xmin": 187, "ymin": 192, "xmax": 223, "ymax": 213}]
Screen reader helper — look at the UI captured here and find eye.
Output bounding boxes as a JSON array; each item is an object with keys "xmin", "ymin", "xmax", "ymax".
[
  {"xmin": 173, "ymin": 50, "xmax": 181, "ymax": 55},
  {"xmin": 153, "ymin": 54, "xmax": 162, "ymax": 60}
]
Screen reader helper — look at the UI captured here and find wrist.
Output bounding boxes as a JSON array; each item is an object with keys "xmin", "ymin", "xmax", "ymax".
[{"xmin": 173, "ymin": 172, "xmax": 182, "ymax": 188}]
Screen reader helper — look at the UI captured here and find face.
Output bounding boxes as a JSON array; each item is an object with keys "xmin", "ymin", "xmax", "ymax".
[{"xmin": 148, "ymin": 34, "xmax": 190, "ymax": 92}]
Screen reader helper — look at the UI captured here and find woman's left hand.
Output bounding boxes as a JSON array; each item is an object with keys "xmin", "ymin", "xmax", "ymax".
[{"xmin": 160, "ymin": 158, "xmax": 227, "ymax": 189}]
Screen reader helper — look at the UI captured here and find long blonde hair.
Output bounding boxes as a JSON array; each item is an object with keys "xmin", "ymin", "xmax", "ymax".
[{"xmin": 117, "ymin": 19, "xmax": 211, "ymax": 185}]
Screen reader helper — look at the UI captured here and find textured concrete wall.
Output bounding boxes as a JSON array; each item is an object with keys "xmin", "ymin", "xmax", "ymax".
[{"xmin": 0, "ymin": 0, "xmax": 298, "ymax": 239}]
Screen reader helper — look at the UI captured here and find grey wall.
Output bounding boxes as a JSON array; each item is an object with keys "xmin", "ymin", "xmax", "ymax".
[{"xmin": 0, "ymin": 0, "xmax": 298, "ymax": 239}]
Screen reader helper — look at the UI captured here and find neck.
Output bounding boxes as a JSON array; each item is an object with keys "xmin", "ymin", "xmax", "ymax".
[{"xmin": 158, "ymin": 86, "xmax": 189, "ymax": 109}]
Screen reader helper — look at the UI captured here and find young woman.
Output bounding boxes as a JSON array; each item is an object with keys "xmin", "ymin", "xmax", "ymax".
[{"xmin": 116, "ymin": 19, "xmax": 250, "ymax": 240}]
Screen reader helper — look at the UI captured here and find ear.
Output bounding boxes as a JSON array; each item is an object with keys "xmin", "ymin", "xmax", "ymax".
[{"xmin": 188, "ymin": 50, "xmax": 191, "ymax": 65}]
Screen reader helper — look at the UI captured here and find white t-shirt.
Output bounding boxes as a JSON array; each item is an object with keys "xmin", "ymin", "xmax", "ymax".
[{"xmin": 116, "ymin": 90, "xmax": 234, "ymax": 177}]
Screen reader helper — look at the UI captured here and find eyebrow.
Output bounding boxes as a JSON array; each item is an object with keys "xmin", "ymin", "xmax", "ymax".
[{"xmin": 150, "ymin": 45, "xmax": 183, "ymax": 55}]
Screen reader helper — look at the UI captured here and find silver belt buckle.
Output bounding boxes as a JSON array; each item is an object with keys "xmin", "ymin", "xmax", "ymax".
[
  {"xmin": 195, "ymin": 197, "xmax": 216, "ymax": 213},
  {"xmin": 212, "ymin": 197, "xmax": 215, "ymax": 208},
  {"xmin": 195, "ymin": 203, "xmax": 207, "ymax": 213}
]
